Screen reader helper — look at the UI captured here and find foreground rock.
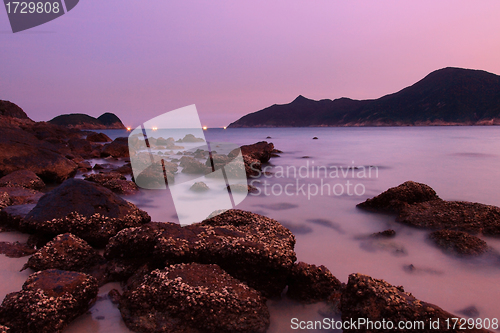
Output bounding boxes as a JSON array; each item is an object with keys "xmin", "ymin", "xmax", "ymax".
[
  {"xmin": 0, "ymin": 187, "xmax": 43, "ymax": 205},
  {"xmin": 340, "ymin": 273, "xmax": 491, "ymax": 333},
  {"xmin": 105, "ymin": 209, "xmax": 296, "ymax": 297},
  {"xmin": 119, "ymin": 263, "xmax": 270, "ymax": 333},
  {"xmin": 357, "ymin": 181, "xmax": 440, "ymax": 213},
  {"xmin": 0, "ymin": 269, "xmax": 98, "ymax": 333},
  {"xmin": 0, "ymin": 170, "xmax": 45, "ymax": 190},
  {"xmin": 23, "ymin": 233, "xmax": 103, "ymax": 272},
  {"xmin": 429, "ymin": 230, "xmax": 488, "ymax": 256},
  {"xmin": 22, "ymin": 179, "xmax": 150, "ymax": 247},
  {"xmin": 0, "ymin": 127, "xmax": 77, "ymax": 182},
  {"xmin": 286, "ymin": 262, "xmax": 342, "ymax": 303}
]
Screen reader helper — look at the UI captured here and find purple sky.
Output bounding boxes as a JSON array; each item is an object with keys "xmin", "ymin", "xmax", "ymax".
[{"xmin": 1, "ymin": 1, "xmax": 500, "ymax": 128}]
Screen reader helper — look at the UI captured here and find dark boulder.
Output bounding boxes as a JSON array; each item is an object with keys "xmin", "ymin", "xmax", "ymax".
[
  {"xmin": 0, "ymin": 269, "xmax": 98, "ymax": 333},
  {"xmin": 0, "ymin": 170, "xmax": 45, "ymax": 190},
  {"xmin": 22, "ymin": 179, "xmax": 150, "ymax": 247},
  {"xmin": 23, "ymin": 233, "xmax": 103, "ymax": 272},
  {"xmin": 286, "ymin": 262, "xmax": 342, "ymax": 303},
  {"xmin": 0, "ymin": 204, "xmax": 35, "ymax": 229},
  {"xmin": 371, "ymin": 229, "xmax": 397, "ymax": 238},
  {"xmin": 0, "ymin": 241, "xmax": 36, "ymax": 257},
  {"xmin": 119, "ymin": 263, "xmax": 270, "ymax": 333},
  {"xmin": 68, "ymin": 138, "xmax": 93, "ymax": 157},
  {"xmin": 177, "ymin": 134, "xmax": 205, "ymax": 143},
  {"xmin": 429, "ymin": 230, "xmax": 488, "ymax": 256},
  {"xmin": 0, "ymin": 128, "xmax": 77, "ymax": 182},
  {"xmin": 340, "ymin": 273, "xmax": 490, "ymax": 333},
  {"xmin": 190, "ymin": 181, "xmax": 209, "ymax": 192},
  {"xmin": 230, "ymin": 141, "xmax": 274, "ymax": 163},
  {"xmin": 0, "ymin": 187, "xmax": 43, "ymax": 205},
  {"xmin": 101, "ymin": 137, "xmax": 130, "ymax": 158},
  {"xmin": 397, "ymin": 200, "xmax": 500, "ymax": 236},
  {"xmin": 133, "ymin": 161, "xmax": 175, "ymax": 188},
  {"xmin": 86, "ymin": 132, "xmax": 112, "ymax": 142},
  {"xmin": 357, "ymin": 181, "xmax": 440, "ymax": 213},
  {"xmin": 180, "ymin": 156, "xmax": 211, "ymax": 174},
  {"xmin": 105, "ymin": 210, "xmax": 297, "ymax": 297}
]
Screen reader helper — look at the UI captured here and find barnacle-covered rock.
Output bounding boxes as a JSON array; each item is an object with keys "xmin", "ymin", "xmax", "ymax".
[
  {"xmin": 397, "ymin": 200, "xmax": 500, "ymax": 236},
  {"xmin": 119, "ymin": 263, "xmax": 270, "ymax": 333},
  {"xmin": 84, "ymin": 172, "xmax": 138, "ymax": 194},
  {"xmin": 357, "ymin": 181, "xmax": 440, "ymax": 213},
  {"xmin": 23, "ymin": 233, "xmax": 103, "ymax": 272},
  {"xmin": 340, "ymin": 273, "xmax": 491, "ymax": 333},
  {"xmin": 22, "ymin": 179, "xmax": 150, "ymax": 247},
  {"xmin": 0, "ymin": 269, "xmax": 98, "ymax": 333},
  {"xmin": 105, "ymin": 209, "xmax": 296, "ymax": 297},
  {"xmin": 429, "ymin": 229, "xmax": 488, "ymax": 256},
  {"xmin": 286, "ymin": 262, "xmax": 342, "ymax": 303},
  {"xmin": 0, "ymin": 169, "xmax": 45, "ymax": 190}
]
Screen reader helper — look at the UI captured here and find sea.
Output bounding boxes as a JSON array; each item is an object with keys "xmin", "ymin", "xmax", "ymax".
[{"xmin": 1, "ymin": 126, "xmax": 500, "ymax": 332}]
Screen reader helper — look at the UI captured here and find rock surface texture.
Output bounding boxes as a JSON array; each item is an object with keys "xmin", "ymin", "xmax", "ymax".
[{"xmin": 119, "ymin": 263, "xmax": 270, "ymax": 333}]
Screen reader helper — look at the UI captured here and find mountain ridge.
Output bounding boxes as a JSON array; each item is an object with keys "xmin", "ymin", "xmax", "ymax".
[
  {"xmin": 228, "ymin": 67, "xmax": 500, "ymax": 127},
  {"xmin": 49, "ymin": 112, "xmax": 126, "ymax": 129}
]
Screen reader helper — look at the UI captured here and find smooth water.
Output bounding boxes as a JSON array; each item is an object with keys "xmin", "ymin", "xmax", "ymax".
[{"xmin": 1, "ymin": 127, "xmax": 500, "ymax": 332}]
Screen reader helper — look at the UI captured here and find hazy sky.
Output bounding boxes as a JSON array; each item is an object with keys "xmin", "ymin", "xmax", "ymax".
[{"xmin": 1, "ymin": 1, "xmax": 500, "ymax": 127}]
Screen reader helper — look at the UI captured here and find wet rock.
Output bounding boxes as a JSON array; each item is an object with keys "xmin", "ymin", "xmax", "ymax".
[
  {"xmin": 0, "ymin": 170, "xmax": 45, "ymax": 190},
  {"xmin": 429, "ymin": 230, "xmax": 488, "ymax": 256},
  {"xmin": 86, "ymin": 132, "xmax": 112, "ymax": 142},
  {"xmin": 113, "ymin": 164, "xmax": 133, "ymax": 175},
  {"xmin": 134, "ymin": 161, "xmax": 175, "ymax": 188},
  {"xmin": 458, "ymin": 305, "xmax": 480, "ymax": 318},
  {"xmin": 227, "ymin": 184, "xmax": 257, "ymax": 194},
  {"xmin": 23, "ymin": 233, "xmax": 103, "ymax": 272},
  {"xmin": 177, "ymin": 134, "xmax": 205, "ymax": 143},
  {"xmin": 371, "ymin": 229, "xmax": 396, "ymax": 238},
  {"xmin": 0, "ymin": 127, "xmax": 77, "ymax": 182},
  {"xmin": 242, "ymin": 155, "xmax": 262, "ymax": 178},
  {"xmin": 119, "ymin": 263, "xmax": 270, "ymax": 333},
  {"xmin": 0, "ymin": 204, "xmax": 36, "ymax": 229},
  {"xmin": 286, "ymin": 262, "xmax": 342, "ymax": 303},
  {"xmin": 84, "ymin": 171, "xmax": 126, "ymax": 183},
  {"xmin": 105, "ymin": 210, "xmax": 297, "ymax": 297},
  {"xmin": 190, "ymin": 181, "xmax": 209, "ymax": 192},
  {"xmin": 0, "ymin": 193, "xmax": 10, "ymax": 209},
  {"xmin": 180, "ymin": 156, "xmax": 211, "ymax": 174},
  {"xmin": 230, "ymin": 141, "xmax": 274, "ymax": 163},
  {"xmin": 22, "ymin": 179, "xmax": 150, "ymax": 247},
  {"xmin": 340, "ymin": 273, "xmax": 490, "ymax": 333},
  {"xmin": 0, "ymin": 241, "xmax": 36, "ymax": 257},
  {"xmin": 68, "ymin": 138, "xmax": 93, "ymax": 158},
  {"xmin": 312, "ymin": 137, "xmax": 318, "ymax": 140},
  {"xmin": 357, "ymin": 181, "xmax": 440, "ymax": 213},
  {"xmin": 398, "ymin": 200, "xmax": 500, "ymax": 236},
  {"xmin": 0, "ymin": 269, "xmax": 98, "ymax": 333},
  {"xmin": 101, "ymin": 179, "xmax": 139, "ymax": 195},
  {"xmin": 0, "ymin": 187, "xmax": 43, "ymax": 205},
  {"xmin": 93, "ymin": 163, "xmax": 115, "ymax": 170},
  {"xmin": 101, "ymin": 137, "xmax": 130, "ymax": 158},
  {"xmin": 83, "ymin": 172, "xmax": 137, "ymax": 194}
]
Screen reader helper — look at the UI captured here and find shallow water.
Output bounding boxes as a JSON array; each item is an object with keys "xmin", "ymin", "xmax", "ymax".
[{"xmin": 2, "ymin": 126, "xmax": 500, "ymax": 332}]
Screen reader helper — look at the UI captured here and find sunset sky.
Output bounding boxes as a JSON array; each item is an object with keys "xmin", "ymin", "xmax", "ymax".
[{"xmin": 1, "ymin": 1, "xmax": 500, "ymax": 127}]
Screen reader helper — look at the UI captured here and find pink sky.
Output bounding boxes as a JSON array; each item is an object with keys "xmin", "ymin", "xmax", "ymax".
[{"xmin": 1, "ymin": 1, "xmax": 500, "ymax": 127}]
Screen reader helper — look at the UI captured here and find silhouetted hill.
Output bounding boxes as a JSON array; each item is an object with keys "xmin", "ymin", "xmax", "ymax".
[
  {"xmin": 49, "ymin": 113, "xmax": 125, "ymax": 129},
  {"xmin": 228, "ymin": 68, "xmax": 500, "ymax": 127}
]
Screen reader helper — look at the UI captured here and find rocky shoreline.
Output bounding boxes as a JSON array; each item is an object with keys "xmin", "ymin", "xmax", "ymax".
[{"xmin": 0, "ymin": 100, "xmax": 497, "ymax": 332}]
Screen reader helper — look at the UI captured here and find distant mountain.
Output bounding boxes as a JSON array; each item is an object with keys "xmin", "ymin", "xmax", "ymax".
[
  {"xmin": 228, "ymin": 67, "xmax": 500, "ymax": 127},
  {"xmin": 49, "ymin": 112, "xmax": 126, "ymax": 129}
]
